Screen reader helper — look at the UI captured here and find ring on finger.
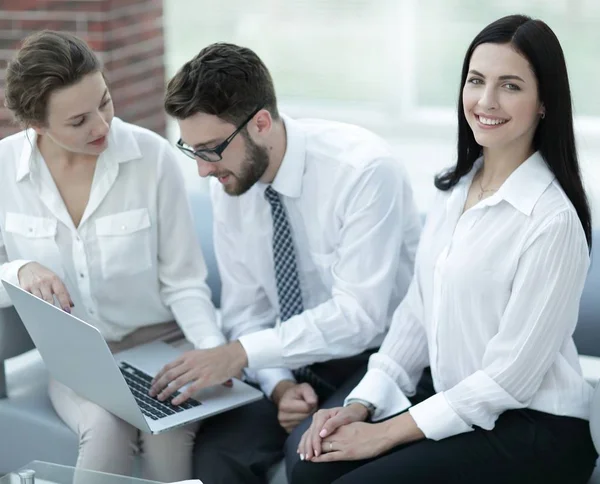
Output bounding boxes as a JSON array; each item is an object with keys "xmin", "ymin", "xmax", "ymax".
[{"xmin": 329, "ymin": 441, "xmax": 333, "ymax": 452}]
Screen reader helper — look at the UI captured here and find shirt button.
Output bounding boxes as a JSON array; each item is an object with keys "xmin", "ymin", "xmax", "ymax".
[
  {"xmin": 28, "ymin": 228, "xmax": 33, "ymax": 233},
  {"xmin": 121, "ymin": 225, "xmax": 127, "ymax": 231},
  {"xmin": 89, "ymin": 308, "xmax": 95, "ymax": 315},
  {"xmin": 79, "ymin": 273, "xmax": 85, "ymax": 278}
]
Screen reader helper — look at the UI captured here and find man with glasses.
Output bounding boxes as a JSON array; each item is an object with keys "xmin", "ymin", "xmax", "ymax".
[{"xmin": 151, "ymin": 43, "xmax": 422, "ymax": 484}]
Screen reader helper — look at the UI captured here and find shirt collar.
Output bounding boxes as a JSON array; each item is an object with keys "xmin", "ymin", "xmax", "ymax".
[
  {"xmin": 268, "ymin": 114, "xmax": 306, "ymax": 199},
  {"xmin": 99, "ymin": 117, "xmax": 143, "ymax": 167},
  {"xmin": 458, "ymin": 151, "xmax": 555, "ymax": 216},
  {"xmin": 16, "ymin": 117, "xmax": 142, "ymax": 183},
  {"xmin": 491, "ymin": 151, "xmax": 555, "ymax": 216},
  {"xmin": 16, "ymin": 130, "xmax": 38, "ymax": 182}
]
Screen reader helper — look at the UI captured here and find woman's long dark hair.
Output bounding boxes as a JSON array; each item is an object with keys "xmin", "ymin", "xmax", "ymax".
[{"xmin": 435, "ymin": 14, "xmax": 592, "ymax": 248}]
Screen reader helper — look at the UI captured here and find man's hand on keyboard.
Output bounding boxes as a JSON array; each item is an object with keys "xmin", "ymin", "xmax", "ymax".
[{"xmin": 149, "ymin": 341, "xmax": 249, "ymax": 405}]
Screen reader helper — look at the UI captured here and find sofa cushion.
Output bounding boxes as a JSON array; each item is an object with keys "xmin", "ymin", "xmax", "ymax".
[
  {"xmin": 575, "ymin": 240, "xmax": 600, "ymax": 357},
  {"xmin": 0, "ymin": 351, "xmax": 77, "ymax": 473},
  {"xmin": 189, "ymin": 190, "xmax": 221, "ymax": 309}
]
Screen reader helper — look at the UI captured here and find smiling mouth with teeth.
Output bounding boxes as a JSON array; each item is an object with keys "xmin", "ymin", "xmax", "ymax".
[{"xmin": 477, "ymin": 115, "xmax": 508, "ymax": 126}]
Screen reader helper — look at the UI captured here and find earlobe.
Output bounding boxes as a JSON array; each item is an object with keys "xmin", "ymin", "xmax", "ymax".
[{"xmin": 30, "ymin": 125, "xmax": 45, "ymax": 136}]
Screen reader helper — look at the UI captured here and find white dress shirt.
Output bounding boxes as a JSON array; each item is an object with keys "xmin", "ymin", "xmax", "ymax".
[
  {"xmin": 211, "ymin": 115, "xmax": 422, "ymax": 397},
  {"xmin": 0, "ymin": 117, "xmax": 225, "ymax": 350},
  {"xmin": 346, "ymin": 151, "xmax": 593, "ymax": 440}
]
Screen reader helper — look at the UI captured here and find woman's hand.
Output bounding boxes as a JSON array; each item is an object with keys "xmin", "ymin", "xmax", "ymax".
[
  {"xmin": 309, "ymin": 411, "xmax": 426, "ymax": 463},
  {"xmin": 297, "ymin": 403, "xmax": 369, "ymax": 460},
  {"xmin": 18, "ymin": 262, "xmax": 73, "ymax": 312},
  {"xmin": 313, "ymin": 421, "xmax": 398, "ymax": 462}
]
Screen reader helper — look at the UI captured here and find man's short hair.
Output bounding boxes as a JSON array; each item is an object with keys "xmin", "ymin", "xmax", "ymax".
[{"xmin": 165, "ymin": 42, "xmax": 279, "ymax": 125}]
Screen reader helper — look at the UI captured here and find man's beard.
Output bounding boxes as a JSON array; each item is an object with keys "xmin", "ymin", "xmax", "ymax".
[{"xmin": 222, "ymin": 134, "xmax": 270, "ymax": 196}]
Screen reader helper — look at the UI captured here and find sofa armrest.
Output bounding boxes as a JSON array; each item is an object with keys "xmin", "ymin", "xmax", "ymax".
[{"xmin": 0, "ymin": 306, "xmax": 34, "ymax": 398}]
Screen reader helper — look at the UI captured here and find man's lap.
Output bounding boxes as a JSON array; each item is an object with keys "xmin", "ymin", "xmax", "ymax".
[{"xmin": 193, "ymin": 396, "xmax": 288, "ymax": 484}]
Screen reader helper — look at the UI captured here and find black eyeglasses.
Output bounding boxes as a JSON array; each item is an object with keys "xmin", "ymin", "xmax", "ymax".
[{"xmin": 176, "ymin": 106, "xmax": 263, "ymax": 162}]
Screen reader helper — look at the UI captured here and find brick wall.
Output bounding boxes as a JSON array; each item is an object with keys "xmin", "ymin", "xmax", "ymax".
[{"xmin": 0, "ymin": 0, "xmax": 166, "ymax": 139}]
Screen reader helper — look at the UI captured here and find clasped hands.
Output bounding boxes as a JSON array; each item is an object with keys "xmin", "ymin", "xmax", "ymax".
[
  {"xmin": 297, "ymin": 404, "xmax": 424, "ymax": 463},
  {"xmin": 297, "ymin": 403, "xmax": 388, "ymax": 462}
]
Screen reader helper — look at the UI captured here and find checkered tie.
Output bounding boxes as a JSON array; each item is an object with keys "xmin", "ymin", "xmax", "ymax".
[
  {"xmin": 264, "ymin": 186, "xmax": 335, "ymax": 397},
  {"xmin": 264, "ymin": 186, "xmax": 304, "ymax": 322}
]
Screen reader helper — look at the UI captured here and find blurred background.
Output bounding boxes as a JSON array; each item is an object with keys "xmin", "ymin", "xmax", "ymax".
[{"xmin": 1, "ymin": 0, "xmax": 599, "ymax": 220}]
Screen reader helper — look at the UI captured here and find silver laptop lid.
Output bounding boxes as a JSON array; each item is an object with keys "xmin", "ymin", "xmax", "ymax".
[{"xmin": 2, "ymin": 280, "xmax": 149, "ymax": 432}]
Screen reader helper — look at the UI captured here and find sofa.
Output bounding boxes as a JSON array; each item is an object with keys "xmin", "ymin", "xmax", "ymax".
[{"xmin": 0, "ymin": 190, "xmax": 599, "ymax": 482}]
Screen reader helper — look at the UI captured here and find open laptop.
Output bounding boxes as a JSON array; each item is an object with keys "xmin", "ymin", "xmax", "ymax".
[{"xmin": 2, "ymin": 280, "xmax": 263, "ymax": 434}]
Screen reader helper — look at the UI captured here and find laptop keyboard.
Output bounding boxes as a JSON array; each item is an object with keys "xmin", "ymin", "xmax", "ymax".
[{"xmin": 119, "ymin": 362, "xmax": 201, "ymax": 420}]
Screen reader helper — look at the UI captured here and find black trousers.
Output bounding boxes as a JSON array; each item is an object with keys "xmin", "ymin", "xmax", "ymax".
[
  {"xmin": 193, "ymin": 351, "xmax": 373, "ymax": 484},
  {"xmin": 290, "ymin": 394, "xmax": 598, "ymax": 484}
]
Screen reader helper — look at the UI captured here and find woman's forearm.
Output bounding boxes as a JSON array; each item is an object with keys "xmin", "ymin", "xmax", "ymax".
[{"xmin": 381, "ymin": 411, "xmax": 426, "ymax": 447}]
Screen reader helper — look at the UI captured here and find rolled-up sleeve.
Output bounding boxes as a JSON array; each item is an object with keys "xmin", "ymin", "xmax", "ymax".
[{"xmin": 0, "ymin": 223, "xmax": 31, "ymax": 307}]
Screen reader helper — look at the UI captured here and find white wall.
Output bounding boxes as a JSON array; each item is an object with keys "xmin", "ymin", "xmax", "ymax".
[{"xmin": 163, "ymin": 0, "xmax": 600, "ymax": 222}]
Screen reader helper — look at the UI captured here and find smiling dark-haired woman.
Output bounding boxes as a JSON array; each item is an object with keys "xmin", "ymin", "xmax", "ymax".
[{"xmin": 291, "ymin": 14, "xmax": 597, "ymax": 484}]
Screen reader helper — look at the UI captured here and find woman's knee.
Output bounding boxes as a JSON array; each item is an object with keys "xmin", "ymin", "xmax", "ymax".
[
  {"xmin": 140, "ymin": 423, "xmax": 199, "ymax": 479},
  {"xmin": 142, "ymin": 421, "xmax": 198, "ymax": 454},
  {"xmin": 79, "ymin": 406, "xmax": 138, "ymax": 451}
]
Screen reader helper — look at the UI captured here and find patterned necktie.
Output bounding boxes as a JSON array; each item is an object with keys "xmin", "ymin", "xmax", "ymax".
[
  {"xmin": 264, "ymin": 186, "xmax": 304, "ymax": 322},
  {"xmin": 264, "ymin": 186, "xmax": 335, "ymax": 397}
]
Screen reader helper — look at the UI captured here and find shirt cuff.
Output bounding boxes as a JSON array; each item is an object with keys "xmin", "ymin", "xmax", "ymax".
[
  {"xmin": 244, "ymin": 368, "xmax": 296, "ymax": 399},
  {"xmin": 408, "ymin": 392, "xmax": 473, "ymax": 441},
  {"xmin": 0, "ymin": 259, "xmax": 31, "ymax": 286},
  {"xmin": 344, "ymin": 368, "xmax": 412, "ymax": 422},
  {"xmin": 0, "ymin": 260, "xmax": 31, "ymax": 308},
  {"xmin": 196, "ymin": 335, "xmax": 227, "ymax": 350},
  {"xmin": 238, "ymin": 328, "xmax": 283, "ymax": 369},
  {"xmin": 169, "ymin": 298, "xmax": 226, "ymax": 350}
]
